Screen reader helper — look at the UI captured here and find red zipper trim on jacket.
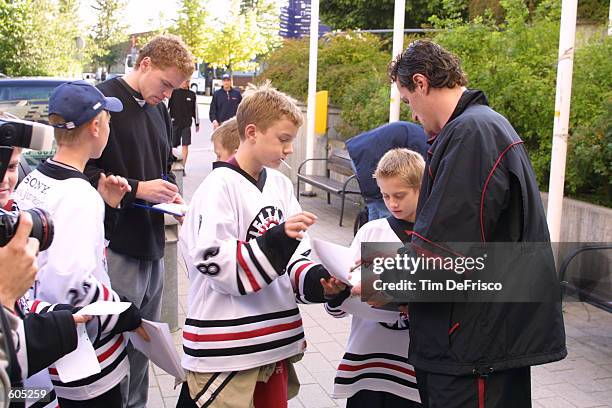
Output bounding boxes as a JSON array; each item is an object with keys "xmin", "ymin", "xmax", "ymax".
[
  {"xmin": 478, "ymin": 377, "xmax": 486, "ymax": 408},
  {"xmin": 448, "ymin": 322, "xmax": 460, "ymax": 335},
  {"xmin": 479, "ymin": 140, "xmax": 524, "ymax": 242}
]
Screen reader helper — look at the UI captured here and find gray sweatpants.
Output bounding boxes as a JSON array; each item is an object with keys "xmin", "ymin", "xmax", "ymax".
[{"xmin": 107, "ymin": 249, "xmax": 165, "ymax": 408}]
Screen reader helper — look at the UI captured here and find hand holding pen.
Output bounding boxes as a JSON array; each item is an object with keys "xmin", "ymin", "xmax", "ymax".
[{"xmin": 135, "ymin": 173, "xmax": 178, "ymax": 204}]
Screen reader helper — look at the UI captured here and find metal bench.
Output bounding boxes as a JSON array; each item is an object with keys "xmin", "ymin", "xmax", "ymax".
[{"xmin": 296, "ymin": 148, "xmax": 361, "ymax": 226}]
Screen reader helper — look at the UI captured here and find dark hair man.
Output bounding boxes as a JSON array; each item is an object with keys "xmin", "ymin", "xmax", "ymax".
[{"xmin": 388, "ymin": 40, "xmax": 566, "ymax": 408}]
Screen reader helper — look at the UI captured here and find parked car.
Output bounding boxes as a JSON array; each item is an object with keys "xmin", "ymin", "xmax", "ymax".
[
  {"xmin": 0, "ymin": 77, "xmax": 69, "ymax": 173},
  {"xmin": 0, "ymin": 77, "xmax": 70, "ymax": 124}
]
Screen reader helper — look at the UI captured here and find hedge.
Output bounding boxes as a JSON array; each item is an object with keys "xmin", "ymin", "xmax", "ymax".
[{"xmin": 259, "ymin": 1, "xmax": 610, "ymax": 206}]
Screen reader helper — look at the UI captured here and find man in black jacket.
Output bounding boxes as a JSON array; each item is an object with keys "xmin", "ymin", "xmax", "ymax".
[
  {"xmin": 168, "ymin": 79, "xmax": 199, "ymax": 171},
  {"xmin": 387, "ymin": 40, "xmax": 566, "ymax": 407},
  {"xmin": 85, "ymin": 35, "xmax": 194, "ymax": 408},
  {"xmin": 209, "ymin": 74, "xmax": 242, "ymax": 129}
]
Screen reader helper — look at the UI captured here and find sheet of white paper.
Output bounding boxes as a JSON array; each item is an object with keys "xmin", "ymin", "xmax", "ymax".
[
  {"xmin": 76, "ymin": 301, "xmax": 131, "ymax": 316},
  {"xmin": 127, "ymin": 319, "xmax": 185, "ymax": 382},
  {"xmin": 54, "ymin": 324, "xmax": 101, "ymax": 383},
  {"xmin": 339, "ymin": 296, "xmax": 401, "ymax": 323},
  {"xmin": 152, "ymin": 203, "xmax": 188, "ymax": 217},
  {"xmin": 310, "ymin": 238, "xmax": 358, "ymax": 285}
]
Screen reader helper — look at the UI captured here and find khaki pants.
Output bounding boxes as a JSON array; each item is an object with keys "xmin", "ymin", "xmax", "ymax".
[{"xmin": 186, "ymin": 356, "xmax": 302, "ymax": 408}]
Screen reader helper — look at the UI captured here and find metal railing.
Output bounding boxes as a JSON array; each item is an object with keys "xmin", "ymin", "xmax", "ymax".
[{"xmin": 559, "ymin": 244, "xmax": 612, "ymax": 312}]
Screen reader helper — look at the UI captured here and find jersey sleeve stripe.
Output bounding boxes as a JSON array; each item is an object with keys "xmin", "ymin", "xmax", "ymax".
[
  {"xmin": 236, "ymin": 241, "xmax": 261, "ymax": 292},
  {"xmin": 243, "ymin": 241, "xmax": 273, "ymax": 284},
  {"xmin": 292, "ymin": 261, "xmax": 314, "ymax": 292}
]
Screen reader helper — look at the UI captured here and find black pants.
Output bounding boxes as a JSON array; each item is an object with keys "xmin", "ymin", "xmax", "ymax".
[
  {"xmin": 57, "ymin": 383, "xmax": 122, "ymax": 407},
  {"xmin": 415, "ymin": 367, "xmax": 531, "ymax": 408},
  {"xmin": 347, "ymin": 389, "xmax": 421, "ymax": 408}
]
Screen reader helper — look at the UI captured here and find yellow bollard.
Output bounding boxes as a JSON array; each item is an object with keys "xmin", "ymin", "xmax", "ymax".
[{"xmin": 315, "ymin": 90, "xmax": 328, "ymax": 136}]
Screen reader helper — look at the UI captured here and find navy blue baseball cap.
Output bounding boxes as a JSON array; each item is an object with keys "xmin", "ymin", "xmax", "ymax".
[
  {"xmin": 222, "ymin": 74, "xmax": 230, "ymax": 80},
  {"xmin": 49, "ymin": 80, "xmax": 123, "ymax": 129}
]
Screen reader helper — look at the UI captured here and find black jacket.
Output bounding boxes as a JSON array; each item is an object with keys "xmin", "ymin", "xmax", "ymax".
[
  {"xmin": 408, "ymin": 90, "xmax": 566, "ymax": 375},
  {"xmin": 168, "ymin": 88, "xmax": 199, "ymax": 129},
  {"xmin": 85, "ymin": 78, "xmax": 177, "ymax": 261},
  {"xmin": 209, "ymin": 87, "xmax": 242, "ymax": 124}
]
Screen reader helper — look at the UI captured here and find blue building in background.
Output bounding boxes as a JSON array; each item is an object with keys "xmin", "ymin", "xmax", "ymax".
[{"xmin": 279, "ymin": 0, "xmax": 330, "ymax": 39}]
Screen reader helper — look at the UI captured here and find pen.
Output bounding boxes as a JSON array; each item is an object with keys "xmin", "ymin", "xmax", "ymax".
[
  {"xmin": 133, "ymin": 203, "xmax": 167, "ymax": 214},
  {"xmin": 132, "ymin": 203, "xmax": 184, "ymax": 216}
]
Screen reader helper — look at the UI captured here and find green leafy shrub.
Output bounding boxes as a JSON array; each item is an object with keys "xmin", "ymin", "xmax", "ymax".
[
  {"xmin": 260, "ymin": 31, "xmax": 389, "ymax": 106},
  {"xmin": 565, "ymin": 36, "xmax": 612, "ymax": 205},
  {"xmin": 260, "ymin": 1, "xmax": 611, "ymax": 206}
]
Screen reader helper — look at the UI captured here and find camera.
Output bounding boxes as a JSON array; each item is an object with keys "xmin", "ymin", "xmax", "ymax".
[
  {"xmin": 0, "ymin": 208, "xmax": 54, "ymax": 250},
  {"xmin": 0, "ymin": 117, "xmax": 54, "ymax": 151},
  {"xmin": 0, "ymin": 114, "xmax": 55, "ymax": 250}
]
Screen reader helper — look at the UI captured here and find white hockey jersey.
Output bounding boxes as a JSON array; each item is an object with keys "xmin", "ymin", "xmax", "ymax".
[
  {"xmin": 14, "ymin": 159, "xmax": 129, "ymax": 400},
  {"xmin": 180, "ymin": 162, "xmax": 328, "ymax": 373},
  {"xmin": 324, "ymin": 217, "xmax": 420, "ymax": 403}
]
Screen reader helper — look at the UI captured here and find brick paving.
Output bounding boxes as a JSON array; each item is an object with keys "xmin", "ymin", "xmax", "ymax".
[{"xmin": 146, "ymin": 99, "xmax": 612, "ymax": 408}]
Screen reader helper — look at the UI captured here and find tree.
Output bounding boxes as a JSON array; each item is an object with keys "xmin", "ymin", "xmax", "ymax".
[
  {"xmin": 41, "ymin": 0, "xmax": 82, "ymax": 76},
  {"xmin": 0, "ymin": 0, "xmax": 37, "ymax": 75},
  {"xmin": 173, "ymin": 0, "xmax": 209, "ymax": 60},
  {"xmin": 320, "ymin": 0, "xmax": 445, "ymax": 30},
  {"xmin": 0, "ymin": 0, "xmax": 82, "ymax": 76},
  {"xmin": 197, "ymin": 0, "xmax": 282, "ymax": 73},
  {"xmin": 247, "ymin": 0, "xmax": 283, "ymax": 57},
  {"xmin": 88, "ymin": 0, "xmax": 128, "ymax": 73}
]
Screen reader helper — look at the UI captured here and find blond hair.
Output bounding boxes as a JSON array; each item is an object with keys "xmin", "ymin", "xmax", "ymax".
[
  {"xmin": 236, "ymin": 82, "xmax": 303, "ymax": 140},
  {"xmin": 136, "ymin": 35, "xmax": 195, "ymax": 78},
  {"xmin": 48, "ymin": 111, "xmax": 106, "ymax": 146},
  {"xmin": 374, "ymin": 148, "xmax": 425, "ymax": 188},
  {"xmin": 211, "ymin": 117, "xmax": 240, "ymax": 152}
]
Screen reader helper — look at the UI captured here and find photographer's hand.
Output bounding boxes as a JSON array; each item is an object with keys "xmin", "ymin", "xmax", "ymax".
[
  {"xmin": 135, "ymin": 179, "xmax": 178, "ymax": 204},
  {"xmin": 97, "ymin": 173, "xmax": 132, "ymax": 208},
  {"xmin": 0, "ymin": 212, "xmax": 39, "ymax": 310}
]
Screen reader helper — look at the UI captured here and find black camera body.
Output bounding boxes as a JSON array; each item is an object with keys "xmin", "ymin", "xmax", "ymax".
[{"xmin": 0, "ymin": 115, "xmax": 55, "ymax": 250}]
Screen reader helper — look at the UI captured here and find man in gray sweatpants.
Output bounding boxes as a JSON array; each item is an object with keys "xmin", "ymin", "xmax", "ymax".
[{"xmin": 85, "ymin": 35, "xmax": 195, "ymax": 408}]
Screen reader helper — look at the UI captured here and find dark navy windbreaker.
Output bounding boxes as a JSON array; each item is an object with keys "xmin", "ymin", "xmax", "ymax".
[
  {"xmin": 346, "ymin": 121, "xmax": 428, "ymax": 201},
  {"xmin": 409, "ymin": 90, "xmax": 567, "ymax": 375}
]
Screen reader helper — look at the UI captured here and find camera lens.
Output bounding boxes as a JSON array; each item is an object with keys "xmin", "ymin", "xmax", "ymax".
[
  {"xmin": 26, "ymin": 208, "xmax": 54, "ymax": 251},
  {"xmin": 0, "ymin": 208, "xmax": 54, "ymax": 250}
]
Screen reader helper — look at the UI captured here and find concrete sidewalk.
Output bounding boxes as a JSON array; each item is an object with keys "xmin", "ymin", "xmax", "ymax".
[{"xmin": 147, "ymin": 100, "xmax": 612, "ymax": 408}]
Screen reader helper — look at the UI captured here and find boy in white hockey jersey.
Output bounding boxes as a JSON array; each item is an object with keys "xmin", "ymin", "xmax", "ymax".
[
  {"xmin": 178, "ymin": 83, "xmax": 347, "ymax": 408},
  {"xmin": 325, "ymin": 149, "xmax": 425, "ymax": 407},
  {"xmin": 14, "ymin": 81, "xmax": 149, "ymax": 407},
  {"xmin": 0, "ymin": 143, "xmax": 89, "ymax": 408}
]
